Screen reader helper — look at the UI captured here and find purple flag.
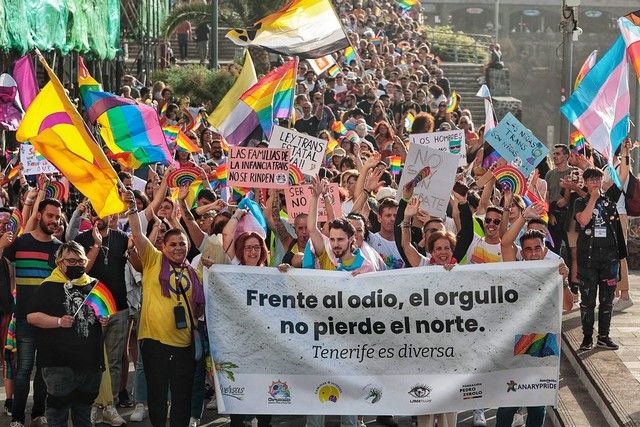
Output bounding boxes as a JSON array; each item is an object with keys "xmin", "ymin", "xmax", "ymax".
[{"xmin": 13, "ymin": 55, "xmax": 38, "ymax": 111}]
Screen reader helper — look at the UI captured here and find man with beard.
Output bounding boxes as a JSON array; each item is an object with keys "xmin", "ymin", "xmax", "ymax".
[
  {"xmin": 0, "ymin": 199, "xmax": 62, "ymax": 427},
  {"xmin": 73, "ymin": 205, "xmax": 129, "ymax": 425}
]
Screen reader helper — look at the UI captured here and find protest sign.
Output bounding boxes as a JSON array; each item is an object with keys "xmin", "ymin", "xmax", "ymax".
[
  {"xmin": 20, "ymin": 144, "xmax": 58, "ymax": 175},
  {"xmin": 285, "ymin": 183, "xmax": 342, "ymax": 223},
  {"xmin": 228, "ymin": 146, "xmax": 290, "ymax": 189},
  {"xmin": 484, "ymin": 112, "xmax": 549, "ymax": 176},
  {"xmin": 205, "ymin": 261, "xmax": 562, "ymax": 414},
  {"xmin": 397, "ymin": 144, "xmax": 458, "ymax": 217},
  {"xmin": 410, "ymin": 130, "xmax": 467, "ymax": 167},
  {"xmin": 269, "ymin": 125, "xmax": 327, "ymax": 176}
]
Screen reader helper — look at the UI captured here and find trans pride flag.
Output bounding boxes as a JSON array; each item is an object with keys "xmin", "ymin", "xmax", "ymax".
[
  {"xmin": 619, "ymin": 11, "xmax": 640, "ymax": 81},
  {"xmin": 560, "ymin": 36, "xmax": 629, "ymax": 160}
]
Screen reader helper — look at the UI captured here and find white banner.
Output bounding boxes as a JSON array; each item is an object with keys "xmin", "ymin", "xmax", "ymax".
[
  {"xmin": 20, "ymin": 144, "xmax": 58, "ymax": 175},
  {"xmin": 205, "ymin": 261, "xmax": 562, "ymax": 415},
  {"xmin": 410, "ymin": 130, "xmax": 467, "ymax": 167},
  {"xmin": 269, "ymin": 125, "xmax": 327, "ymax": 176}
]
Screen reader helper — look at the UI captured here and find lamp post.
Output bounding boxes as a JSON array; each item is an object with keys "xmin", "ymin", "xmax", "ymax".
[
  {"xmin": 210, "ymin": 0, "xmax": 219, "ymax": 69},
  {"xmin": 494, "ymin": 0, "xmax": 499, "ymax": 42}
]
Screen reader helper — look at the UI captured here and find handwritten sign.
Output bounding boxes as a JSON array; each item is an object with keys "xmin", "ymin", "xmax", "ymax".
[
  {"xmin": 269, "ymin": 126, "xmax": 327, "ymax": 177},
  {"xmin": 20, "ymin": 144, "xmax": 58, "ymax": 175},
  {"xmin": 285, "ymin": 183, "xmax": 342, "ymax": 223},
  {"xmin": 228, "ymin": 146, "xmax": 290, "ymax": 189},
  {"xmin": 484, "ymin": 112, "xmax": 548, "ymax": 176},
  {"xmin": 410, "ymin": 129, "xmax": 467, "ymax": 167},
  {"xmin": 397, "ymin": 144, "xmax": 458, "ymax": 217}
]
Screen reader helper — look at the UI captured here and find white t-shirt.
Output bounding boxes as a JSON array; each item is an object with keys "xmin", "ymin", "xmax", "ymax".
[
  {"xmin": 334, "ymin": 83, "xmax": 348, "ymax": 94},
  {"xmin": 464, "ymin": 235, "xmax": 502, "ymax": 264},
  {"xmin": 367, "ymin": 232, "xmax": 405, "ymax": 269}
]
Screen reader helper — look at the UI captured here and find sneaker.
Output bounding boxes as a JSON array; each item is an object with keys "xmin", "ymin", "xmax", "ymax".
[
  {"xmin": 597, "ymin": 336, "xmax": 619, "ymax": 350},
  {"xmin": 579, "ymin": 336, "xmax": 593, "ymax": 351},
  {"xmin": 473, "ymin": 409, "xmax": 487, "ymax": 427},
  {"xmin": 9, "ymin": 422, "xmax": 24, "ymax": 427},
  {"xmin": 102, "ymin": 405, "xmax": 126, "ymax": 426},
  {"xmin": 512, "ymin": 412, "xmax": 526, "ymax": 427},
  {"xmin": 91, "ymin": 406, "xmax": 103, "ymax": 425},
  {"xmin": 117, "ymin": 389, "xmax": 134, "ymax": 408},
  {"xmin": 376, "ymin": 416, "xmax": 398, "ymax": 427},
  {"xmin": 358, "ymin": 416, "xmax": 366, "ymax": 427},
  {"xmin": 31, "ymin": 416, "xmax": 48, "ymax": 427},
  {"xmin": 130, "ymin": 403, "xmax": 147, "ymax": 422},
  {"xmin": 190, "ymin": 417, "xmax": 200, "ymax": 427},
  {"xmin": 613, "ymin": 298, "xmax": 633, "ymax": 312},
  {"xmin": 4, "ymin": 399, "xmax": 12, "ymax": 416}
]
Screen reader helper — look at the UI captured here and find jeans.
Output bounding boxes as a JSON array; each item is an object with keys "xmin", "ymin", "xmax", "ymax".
[
  {"xmin": 104, "ymin": 309, "xmax": 129, "ymax": 400},
  {"xmin": 12, "ymin": 318, "xmax": 47, "ymax": 423},
  {"xmin": 42, "ymin": 366, "xmax": 101, "ymax": 427},
  {"xmin": 140, "ymin": 339, "xmax": 195, "ymax": 427},
  {"xmin": 306, "ymin": 415, "xmax": 358, "ymax": 427},
  {"xmin": 578, "ymin": 247, "xmax": 619, "ymax": 337},
  {"xmin": 496, "ymin": 406, "xmax": 546, "ymax": 427},
  {"xmin": 177, "ymin": 34, "xmax": 188, "ymax": 60},
  {"xmin": 191, "ymin": 358, "xmax": 206, "ymax": 418}
]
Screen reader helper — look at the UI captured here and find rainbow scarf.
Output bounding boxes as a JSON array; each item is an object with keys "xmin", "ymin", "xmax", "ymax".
[{"xmin": 241, "ymin": 59, "xmax": 297, "ymax": 138}]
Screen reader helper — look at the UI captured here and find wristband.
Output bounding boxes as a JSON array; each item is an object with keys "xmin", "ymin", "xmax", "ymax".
[
  {"xmin": 57, "ymin": 317, "xmax": 62, "ymax": 327},
  {"xmin": 127, "ymin": 207, "xmax": 138, "ymax": 215}
]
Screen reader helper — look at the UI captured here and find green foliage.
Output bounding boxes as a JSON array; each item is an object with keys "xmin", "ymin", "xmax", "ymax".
[
  {"xmin": 424, "ymin": 25, "xmax": 488, "ymax": 64},
  {"xmin": 151, "ymin": 64, "xmax": 243, "ymax": 111}
]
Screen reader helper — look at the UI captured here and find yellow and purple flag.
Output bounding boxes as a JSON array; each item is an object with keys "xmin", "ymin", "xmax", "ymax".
[
  {"xmin": 16, "ymin": 54, "xmax": 126, "ymax": 217},
  {"xmin": 226, "ymin": 0, "xmax": 349, "ymax": 59}
]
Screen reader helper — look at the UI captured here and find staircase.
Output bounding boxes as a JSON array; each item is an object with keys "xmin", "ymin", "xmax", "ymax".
[{"xmin": 439, "ymin": 62, "xmax": 486, "ymax": 127}]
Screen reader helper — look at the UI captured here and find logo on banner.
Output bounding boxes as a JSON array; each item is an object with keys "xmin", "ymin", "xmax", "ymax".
[
  {"xmin": 506, "ymin": 379, "xmax": 557, "ymax": 393},
  {"xmin": 459, "ymin": 383, "xmax": 483, "ymax": 400},
  {"xmin": 361, "ymin": 384, "xmax": 382, "ymax": 404},
  {"xmin": 221, "ymin": 385, "xmax": 246, "ymax": 400},
  {"xmin": 267, "ymin": 380, "xmax": 291, "ymax": 404},
  {"xmin": 408, "ymin": 384, "xmax": 432, "ymax": 403},
  {"xmin": 315, "ymin": 381, "xmax": 342, "ymax": 403}
]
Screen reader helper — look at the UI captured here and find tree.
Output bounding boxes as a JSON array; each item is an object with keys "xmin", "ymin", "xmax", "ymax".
[{"xmin": 160, "ymin": 0, "xmax": 286, "ymax": 74}]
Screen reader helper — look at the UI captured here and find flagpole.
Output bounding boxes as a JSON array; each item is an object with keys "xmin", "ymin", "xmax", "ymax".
[
  {"xmin": 288, "ymin": 57, "xmax": 299, "ymax": 129},
  {"xmin": 72, "ymin": 281, "xmax": 99, "ymax": 318}
]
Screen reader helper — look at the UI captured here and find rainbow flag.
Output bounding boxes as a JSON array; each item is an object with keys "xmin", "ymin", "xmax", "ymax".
[
  {"xmin": 163, "ymin": 125, "xmax": 179, "ymax": 144},
  {"xmin": 574, "ymin": 50, "xmax": 598, "ymax": 90},
  {"xmin": 619, "ymin": 11, "xmax": 640, "ymax": 81},
  {"xmin": 17, "ymin": 54, "xmax": 126, "ymax": 217},
  {"xmin": 371, "ymin": 37, "xmax": 383, "ymax": 46},
  {"xmin": 397, "ymin": 0, "xmax": 418, "ymax": 10},
  {"xmin": 78, "ymin": 57, "xmax": 172, "ymax": 168},
  {"xmin": 570, "ymin": 130, "xmax": 585, "ymax": 152},
  {"xmin": 514, "ymin": 333, "xmax": 559, "ymax": 357},
  {"xmin": 344, "ymin": 46, "xmax": 357, "ymax": 65},
  {"xmin": 327, "ymin": 64, "xmax": 341, "ymax": 77},
  {"xmin": 176, "ymin": 131, "xmax": 200, "ymax": 153},
  {"xmin": 332, "ymin": 121, "xmax": 348, "ymax": 135},
  {"xmin": 389, "ymin": 155, "xmax": 402, "ymax": 175},
  {"xmin": 240, "ymin": 59, "xmax": 296, "ymax": 138},
  {"xmin": 523, "ymin": 190, "xmax": 549, "ymax": 223},
  {"xmin": 210, "ymin": 163, "xmax": 228, "ymax": 188},
  {"xmin": 447, "ymin": 90, "xmax": 458, "ymax": 113},
  {"xmin": 85, "ymin": 281, "xmax": 117, "ymax": 318}
]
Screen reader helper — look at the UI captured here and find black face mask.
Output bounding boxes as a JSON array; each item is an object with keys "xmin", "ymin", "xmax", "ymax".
[{"xmin": 66, "ymin": 266, "xmax": 85, "ymax": 280}]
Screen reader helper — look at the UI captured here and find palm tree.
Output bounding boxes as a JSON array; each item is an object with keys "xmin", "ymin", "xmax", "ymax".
[{"xmin": 161, "ymin": 0, "xmax": 286, "ymax": 74}]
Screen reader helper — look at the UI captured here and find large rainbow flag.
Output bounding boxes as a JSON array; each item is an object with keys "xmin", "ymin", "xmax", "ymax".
[
  {"xmin": 241, "ymin": 59, "xmax": 297, "ymax": 138},
  {"xmin": 16, "ymin": 53, "xmax": 126, "ymax": 217},
  {"xmin": 78, "ymin": 57, "xmax": 172, "ymax": 168},
  {"xmin": 226, "ymin": 0, "xmax": 349, "ymax": 59}
]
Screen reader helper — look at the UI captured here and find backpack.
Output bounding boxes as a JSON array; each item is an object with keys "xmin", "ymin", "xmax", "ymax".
[{"xmin": 624, "ymin": 173, "xmax": 640, "ymax": 216}]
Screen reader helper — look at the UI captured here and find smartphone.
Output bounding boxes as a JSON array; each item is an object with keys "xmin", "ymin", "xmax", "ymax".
[{"xmin": 453, "ymin": 181, "xmax": 469, "ymax": 197}]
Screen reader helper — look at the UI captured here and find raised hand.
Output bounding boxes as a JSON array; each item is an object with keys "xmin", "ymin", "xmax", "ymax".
[{"xmin": 405, "ymin": 196, "xmax": 420, "ymax": 218}]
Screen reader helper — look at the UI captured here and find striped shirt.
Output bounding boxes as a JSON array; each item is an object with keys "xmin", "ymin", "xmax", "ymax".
[{"xmin": 5, "ymin": 233, "xmax": 61, "ymax": 319}]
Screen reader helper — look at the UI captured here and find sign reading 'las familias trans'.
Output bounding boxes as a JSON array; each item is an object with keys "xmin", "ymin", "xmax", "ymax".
[{"xmin": 205, "ymin": 261, "xmax": 562, "ymax": 414}]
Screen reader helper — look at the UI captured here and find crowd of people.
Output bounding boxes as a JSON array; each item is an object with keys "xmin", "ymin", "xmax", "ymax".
[{"xmin": 0, "ymin": 0, "xmax": 634, "ymax": 427}]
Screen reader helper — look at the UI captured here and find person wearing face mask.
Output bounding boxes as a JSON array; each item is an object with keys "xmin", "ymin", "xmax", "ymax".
[
  {"xmin": 26, "ymin": 242, "xmax": 109, "ymax": 427},
  {"xmin": 124, "ymin": 190, "xmax": 204, "ymax": 427}
]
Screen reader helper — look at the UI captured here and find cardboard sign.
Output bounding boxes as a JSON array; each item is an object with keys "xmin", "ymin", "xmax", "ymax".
[
  {"xmin": 285, "ymin": 183, "xmax": 342, "ymax": 223},
  {"xmin": 484, "ymin": 112, "xmax": 549, "ymax": 176},
  {"xmin": 228, "ymin": 146, "xmax": 290, "ymax": 189},
  {"xmin": 269, "ymin": 126, "xmax": 327, "ymax": 176},
  {"xmin": 410, "ymin": 129, "xmax": 467, "ymax": 167},
  {"xmin": 397, "ymin": 144, "xmax": 458, "ymax": 217},
  {"xmin": 20, "ymin": 144, "xmax": 58, "ymax": 175}
]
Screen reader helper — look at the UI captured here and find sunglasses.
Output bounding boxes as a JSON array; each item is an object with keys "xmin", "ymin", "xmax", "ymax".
[{"xmin": 484, "ymin": 218, "xmax": 501, "ymax": 225}]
